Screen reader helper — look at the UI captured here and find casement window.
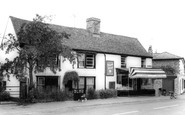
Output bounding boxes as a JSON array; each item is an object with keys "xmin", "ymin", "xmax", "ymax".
[
  {"xmin": 121, "ymin": 56, "xmax": 126, "ymax": 68},
  {"xmin": 78, "ymin": 53, "xmax": 95, "ymax": 68},
  {"xmin": 78, "ymin": 77, "xmax": 95, "ymax": 93},
  {"xmin": 37, "ymin": 77, "xmax": 45, "ymax": 92},
  {"xmin": 37, "ymin": 54, "xmax": 61, "ymax": 69}
]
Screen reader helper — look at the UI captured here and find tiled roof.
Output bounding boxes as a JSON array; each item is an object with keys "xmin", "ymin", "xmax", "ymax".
[
  {"xmin": 153, "ymin": 52, "xmax": 183, "ymax": 60},
  {"xmin": 10, "ymin": 16, "xmax": 151, "ymax": 57}
]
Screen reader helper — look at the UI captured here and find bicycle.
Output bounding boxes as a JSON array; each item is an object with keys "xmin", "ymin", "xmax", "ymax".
[{"xmin": 168, "ymin": 91, "xmax": 177, "ymax": 99}]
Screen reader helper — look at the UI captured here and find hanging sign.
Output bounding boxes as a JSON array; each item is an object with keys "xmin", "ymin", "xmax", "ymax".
[{"xmin": 106, "ymin": 61, "xmax": 114, "ymax": 76}]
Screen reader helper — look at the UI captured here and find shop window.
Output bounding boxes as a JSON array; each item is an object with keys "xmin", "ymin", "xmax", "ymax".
[
  {"xmin": 117, "ymin": 73, "xmax": 133, "ymax": 90},
  {"xmin": 141, "ymin": 78, "xmax": 153, "ymax": 89},
  {"xmin": 121, "ymin": 56, "xmax": 126, "ymax": 68},
  {"xmin": 78, "ymin": 53, "xmax": 95, "ymax": 69}
]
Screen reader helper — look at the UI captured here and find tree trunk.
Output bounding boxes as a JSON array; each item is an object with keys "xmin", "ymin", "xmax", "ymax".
[{"xmin": 28, "ymin": 61, "xmax": 34, "ymax": 90}]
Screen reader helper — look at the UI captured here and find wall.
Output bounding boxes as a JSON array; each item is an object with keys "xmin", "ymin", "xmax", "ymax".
[
  {"xmin": 126, "ymin": 56, "xmax": 141, "ymax": 68},
  {"xmin": 153, "ymin": 59, "xmax": 179, "ymax": 74},
  {"xmin": 105, "ymin": 54, "xmax": 121, "ymax": 89},
  {"xmin": 33, "ymin": 54, "xmax": 147, "ymax": 91},
  {"xmin": 153, "ymin": 59, "xmax": 185, "ymax": 94},
  {"xmin": 4, "ymin": 75, "xmax": 20, "ymax": 98},
  {"xmin": 146, "ymin": 58, "xmax": 152, "ymax": 68},
  {"xmin": 2, "ymin": 18, "xmax": 20, "ymax": 97},
  {"xmin": 179, "ymin": 59, "xmax": 185, "ymax": 75}
]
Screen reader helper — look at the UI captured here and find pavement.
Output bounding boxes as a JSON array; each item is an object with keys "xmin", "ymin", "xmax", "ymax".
[{"xmin": 1, "ymin": 94, "xmax": 185, "ymax": 108}]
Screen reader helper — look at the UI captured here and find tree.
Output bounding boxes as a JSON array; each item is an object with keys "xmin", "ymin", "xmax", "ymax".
[
  {"xmin": 153, "ymin": 65, "xmax": 176, "ymax": 75},
  {"xmin": 0, "ymin": 14, "xmax": 75, "ymax": 90}
]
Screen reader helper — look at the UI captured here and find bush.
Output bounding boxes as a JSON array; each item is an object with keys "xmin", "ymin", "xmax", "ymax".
[
  {"xmin": 98, "ymin": 89, "xmax": 117, "ymax": 99},
  {"xmin": 86, "ymin": 88, "xmax": 98, "ymax": 100},
  {"xmin": 28, "ymin": 88, "xmax": 74, "ymax": 102},
  {"xmin": 0, "ymin": 91, "xmax": 10, "ymax": 101}
]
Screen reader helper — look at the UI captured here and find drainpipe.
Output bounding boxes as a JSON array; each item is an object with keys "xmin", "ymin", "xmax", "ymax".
[{"xmin": 104, "ymin": 54, "xmax": 107, "ymax": 90}]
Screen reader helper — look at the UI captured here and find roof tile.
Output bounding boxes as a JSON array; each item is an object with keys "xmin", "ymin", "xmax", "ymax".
[{"xmin": 10, "ymin": 16, "xmax": 151, "ymax": 57}]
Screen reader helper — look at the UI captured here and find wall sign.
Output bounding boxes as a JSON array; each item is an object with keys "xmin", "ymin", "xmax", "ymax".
[{"xmin": 106, "ymin": 61, "xmax": 114, "ymax": 76}]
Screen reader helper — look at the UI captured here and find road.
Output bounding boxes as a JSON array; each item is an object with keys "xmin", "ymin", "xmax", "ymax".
[{"xmin": 0, "ymin": 98, "xmax": 185, "ymax": 115}]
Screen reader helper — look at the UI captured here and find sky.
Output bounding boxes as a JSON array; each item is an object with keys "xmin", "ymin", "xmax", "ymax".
[{"xmin": 1, "ymin": 0, "xmax": 185, "ymax": 62}]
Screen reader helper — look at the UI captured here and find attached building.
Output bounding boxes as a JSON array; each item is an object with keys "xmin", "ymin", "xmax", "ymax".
[{"xmin": 153, "ymin": 52, "xmax": 185, "ymax": 95}]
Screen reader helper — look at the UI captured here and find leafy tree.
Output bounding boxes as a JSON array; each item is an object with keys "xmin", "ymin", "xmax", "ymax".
[
  {"xmin": 153, "ymin": 65, "xmax": 176, "ymax": 75},
  {"xmin": 0, "ymin": 14, "xmax": 75, "ymax": 90}
]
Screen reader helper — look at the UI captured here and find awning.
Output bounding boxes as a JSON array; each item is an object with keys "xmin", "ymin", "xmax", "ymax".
[
  {"xmin": 116, "ymin": 68, "xmax": 129, "ymax": 72},
  {"xmin": 129, "ymin": 67, "xmax": 166, "ymax": 79}
]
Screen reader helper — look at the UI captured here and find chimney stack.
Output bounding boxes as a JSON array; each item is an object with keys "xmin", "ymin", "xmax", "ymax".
[
  {"xmin": 86, "ymin": 17, "xmax": 101, "ymax": 37},
  {"xmin": 148, "ymin": 45, "xmax": 153, "ymax": 56}
]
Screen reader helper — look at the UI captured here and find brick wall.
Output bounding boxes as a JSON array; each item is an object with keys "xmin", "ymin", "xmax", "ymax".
[{"xmin": 153, "ymin": 59, "xmax": 180, "ymax": 74}]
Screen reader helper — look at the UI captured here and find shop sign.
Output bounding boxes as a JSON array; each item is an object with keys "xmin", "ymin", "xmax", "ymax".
[{"xmin": 106, "ymin": 61, "xmax": 114, "ymax": 76}]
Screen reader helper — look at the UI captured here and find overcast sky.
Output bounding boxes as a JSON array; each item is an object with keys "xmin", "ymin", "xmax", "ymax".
[{"xmin": 1, "ymin": 0, "xmax": 185, "ymax": 62}]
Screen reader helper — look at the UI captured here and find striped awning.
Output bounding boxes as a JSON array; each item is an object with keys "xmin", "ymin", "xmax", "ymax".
[{"xmin": 129, "ymin": 67, "xmax": 166, "ymax": 79}]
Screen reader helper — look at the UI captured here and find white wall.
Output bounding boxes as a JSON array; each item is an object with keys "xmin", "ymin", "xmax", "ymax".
[
  {"xmin": 2, "ymin": 18, "xmax": 20, "ymax": 97},
  {"xmin": 146, "ymin": 58, "xmax": 152, "ymax": 68},
  {"xmin": 4, "ymin": 75, "xmax": 20, "ymax": 98},
  {"xmin": 126, "ymin": 56, "xmax": 141, "ymax": 68},
  {"xmin": 179, "ymin": 59, "xmax": 185, "ymax": 75},
  {"xmin": 177, "ymin": 59, "xmax": 185, "ymax": 94},
  {"xmin": 105, "ymin": 54, "xmax": 121, "ymax": 89}
]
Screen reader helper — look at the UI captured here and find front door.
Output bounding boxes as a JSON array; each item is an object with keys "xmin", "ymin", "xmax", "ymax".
[{"xmin": 65, "ymin": 80, "xmax": 73, "ymax": 91}]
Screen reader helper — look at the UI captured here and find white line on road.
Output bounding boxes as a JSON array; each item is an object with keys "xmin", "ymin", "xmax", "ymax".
[
  {"xmin": 153, "ymin": 104, "xmax": 179, "ymax": 110},
  {"xmin": 112, "ymin": 111, "xmax": 139, "ymax": 115}
]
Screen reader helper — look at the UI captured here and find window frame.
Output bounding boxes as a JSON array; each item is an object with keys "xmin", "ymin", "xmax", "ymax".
[
  {"xmin": 77, "ymin": 53, "xmax": 96, "ymax": 69},
  {"xmin": 121, "ymin": 56, "xmax": 126, "ymax": 68},
  {"xmin": 78, "ymin": 76, "xmax": 96, "ymax": 93}
]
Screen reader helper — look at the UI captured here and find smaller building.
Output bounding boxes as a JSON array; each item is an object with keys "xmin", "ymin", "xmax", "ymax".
[{"xmin": 153, "ymin": 52, "xmax": 185, "ymax": 95}]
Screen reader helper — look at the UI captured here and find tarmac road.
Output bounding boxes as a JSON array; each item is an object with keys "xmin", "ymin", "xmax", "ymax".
[{"xmin": 0, "ymin": 95, "xmax": 185, "ymax": 115}]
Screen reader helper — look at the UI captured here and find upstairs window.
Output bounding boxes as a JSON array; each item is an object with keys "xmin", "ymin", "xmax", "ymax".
[
  {"xmin": 78, "ymin": 53, "xmax": 95, "ymax": 69},
  {"xmin": 121, "ymin": 56, "xmax": 126, "ymax": 68}
]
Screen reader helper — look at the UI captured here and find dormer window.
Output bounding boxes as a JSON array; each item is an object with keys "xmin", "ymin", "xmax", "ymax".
[
  {"xmin": 78, "ymin": 53, "xmax": 95, "ymax": 69},
  {"xmin": 121, "ymin": 56, "xmax": 126, "ymax": 68}
]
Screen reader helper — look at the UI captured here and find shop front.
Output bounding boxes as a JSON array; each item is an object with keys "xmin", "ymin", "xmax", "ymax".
[{"xmin": 116, "ymin": 67, "xmax": 166, "ymax": 96}]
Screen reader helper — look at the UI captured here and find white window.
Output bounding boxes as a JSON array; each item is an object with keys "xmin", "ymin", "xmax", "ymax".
[
  {"xmin": 86, "ymin": 54, "xmax": 95, "ymax": 68},
  {"xmin": 78, "ymin": 54, "xmax": 85, "ymax": 68},
  {"xmin": 79, "ymin": 77, "xmax": 85, "ymax": 89},
  {"xmin": 86, "ymin": 77, "xmax": 94, "ymax": 90},
  {"xmin": 78, "ymin": 53, "xmax": 95, "ymax": 68},
  {"xmin": 121, "ymin": 56, "xmax": 126, "ymax": 68}
]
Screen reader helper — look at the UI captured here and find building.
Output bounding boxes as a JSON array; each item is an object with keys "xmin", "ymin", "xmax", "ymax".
[
  {"xmin": 153, "ymin": 52, "xmax": 185, "ymax": 95},
  {"xmin": 2, "ymin": 16, "xmax": 167, "ymax": 98}
]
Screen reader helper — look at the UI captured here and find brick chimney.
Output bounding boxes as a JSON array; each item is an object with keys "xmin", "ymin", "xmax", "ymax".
[
  {"xmin": 148, "ymin": 45, "xmax": 153, "ymax": 56},
  {"xmin": 86, "ymin": 17, "xmax": 101, "ymax": 36}
]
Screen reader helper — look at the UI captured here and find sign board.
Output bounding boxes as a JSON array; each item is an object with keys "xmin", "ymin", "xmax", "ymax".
[{"xmin": 106, "ymin": 61, "xmax": 114, "ymax": 76}]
